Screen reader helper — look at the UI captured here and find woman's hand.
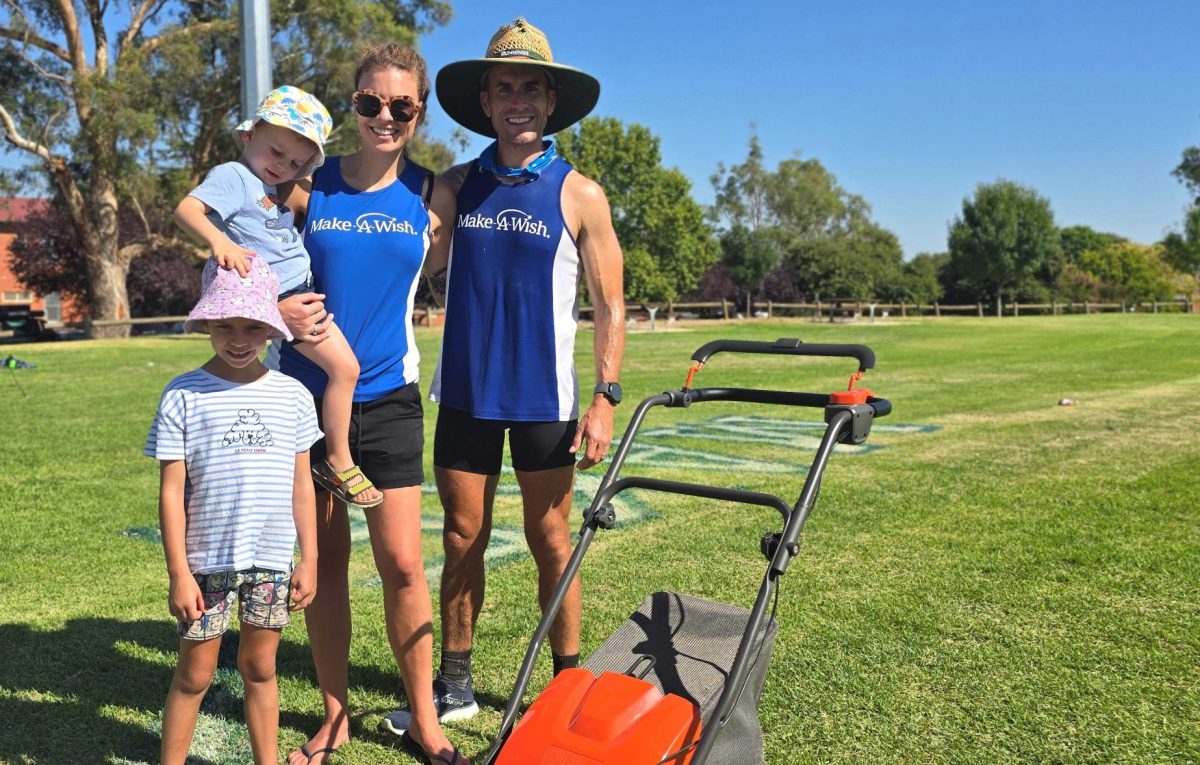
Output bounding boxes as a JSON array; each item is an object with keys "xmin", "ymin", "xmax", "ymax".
[{"xmin": 278, "ymin": 292, "xmax": 331, "ymax": 344}]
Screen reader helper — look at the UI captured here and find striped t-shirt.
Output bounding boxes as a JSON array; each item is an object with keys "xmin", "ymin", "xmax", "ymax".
[{"xmin": 144, "ymin": 368, "xmax": 321, "ymax": 574}]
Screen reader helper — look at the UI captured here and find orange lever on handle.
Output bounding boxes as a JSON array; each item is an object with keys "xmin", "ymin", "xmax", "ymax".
[{"xmin": 829, "ymin": 371, "xmax": 873, "ymax": 405}]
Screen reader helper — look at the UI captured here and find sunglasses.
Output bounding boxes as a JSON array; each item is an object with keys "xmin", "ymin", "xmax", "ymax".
[{"xmin": 352, "ymin": 89, "xmax": 419, "ymax": 122}]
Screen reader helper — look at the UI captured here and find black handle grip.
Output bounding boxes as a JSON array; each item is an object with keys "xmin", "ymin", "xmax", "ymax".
[
  {"xmin": 691, "ymin": 338, "xmax": 875, "ymax": 370},
  {"xmin": 686, "ymin": 387, "xmax": 831, "ymax": 408},
  {"xmin": 868, "ymin": 397, "xmax": 892, "ymax": 418}
]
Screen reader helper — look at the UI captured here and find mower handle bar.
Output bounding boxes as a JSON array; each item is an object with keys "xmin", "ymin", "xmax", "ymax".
[
  {"xmin": 590, "ymin": 476, "xmax": 792, "ymax": 525},
  {"xmin": 486, "ymin": 343, "xmax": 888, "ymax": 765},
  {"xmin": 681, "ymin": 387, "xmax": 891, "ymax": 418},
  {"xmin": 690, "ymin": 337, "xmax": 875, "ymax": 371}
]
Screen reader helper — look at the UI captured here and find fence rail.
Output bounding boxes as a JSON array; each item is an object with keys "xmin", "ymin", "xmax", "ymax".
[
  {"xmin": 57, "ymin": 297, "xmax": 1198, "ymax": 335},
  {"xmin": 579, "ymin": 297, "xmax": 1197, "ymax": 321}
]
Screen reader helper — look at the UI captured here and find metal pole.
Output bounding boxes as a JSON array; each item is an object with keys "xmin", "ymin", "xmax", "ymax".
[{"xmin": 240, "ymin": 0, "xmax": 272, "ymax": 121}]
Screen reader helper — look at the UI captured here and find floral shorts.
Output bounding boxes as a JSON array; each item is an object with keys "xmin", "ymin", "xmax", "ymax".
[{"xmin": 178, "ymin": 567, "xmax": 291, "ymax": 641}]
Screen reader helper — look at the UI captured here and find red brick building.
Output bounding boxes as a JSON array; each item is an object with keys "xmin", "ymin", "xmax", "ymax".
[{"xmin": 0, "ymin": 197, "xmax": 85, "ymax": 324}]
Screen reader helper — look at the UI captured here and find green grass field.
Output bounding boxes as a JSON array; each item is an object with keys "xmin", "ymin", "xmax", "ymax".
[{"xmin": 1, "ymin": 315, "xmax": 1197, "ymax": 764}]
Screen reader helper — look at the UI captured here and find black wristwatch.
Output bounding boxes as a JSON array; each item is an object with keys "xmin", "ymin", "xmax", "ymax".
[{"xmin": 593, "ymin": 381, "xmax": 623, "ymax": 405}]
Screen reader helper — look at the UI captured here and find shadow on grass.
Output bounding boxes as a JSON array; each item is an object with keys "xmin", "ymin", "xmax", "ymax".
[
  {"xmin": 347, "ymin": 686, "xmax": 509, "ymax": 763},
  {"xmin": 0, "ymin": 618, "xmax": 187, "ymax": 763},
  {"xmin": 0, "ymin": 616, "xmax": 465, "ymax": 764}
]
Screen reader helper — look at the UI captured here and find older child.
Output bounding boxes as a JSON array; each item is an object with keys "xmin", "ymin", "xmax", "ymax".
[
  {"xmin": 174, "ymin": 85, "xmax": 382, "ymax": 508},
  {"xmin": 146, "ymin": 259, "xmax": 321, "ymax": 765}
]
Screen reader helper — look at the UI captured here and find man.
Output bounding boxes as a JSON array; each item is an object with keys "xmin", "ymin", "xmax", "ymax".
[{"xmin": 382, "ymin": 18, "xmax": 625, "ymax": 734}]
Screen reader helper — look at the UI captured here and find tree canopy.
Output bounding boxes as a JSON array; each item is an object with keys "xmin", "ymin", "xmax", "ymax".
[
  {"xmin": 1173, "ymin": 145, "xmax": 1200, "ymax": 203},
  {"xmin": 1077, "ymin": 242, "xmax": 1174, "ymax": 304},
  {"xmin": 556, "ymin": 117, "xmax": 717, "ymax": 302},
  {"xmin": 1162, "ymin": 206, "xmax": 1200, "ymax": 281},
  {"xmin": 719, "ymin": 225, "xmax": 781, "ymax": 312},
  {"xmin": 0, "ymin": 0, "xmax": 451, "ymax": 334},
  {"xmin": 1166, "ymin": 131, "xmax": 1200, "ymax": 288},
  {"xmin": 947, "ymin": 180, "xmax": 1059, "ymax": 315},
  {"xmin": 1060, "ymin": 225, "xmax": 1126, "ymax": 264},
  {"xmin": 708, "ymin": 131, "xmax": 904, "ymax": 305}
]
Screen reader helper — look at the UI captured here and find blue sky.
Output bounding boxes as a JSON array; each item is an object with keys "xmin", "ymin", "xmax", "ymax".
[
  {"xmin": 2, "ymin": 1, "xmax": 1196, "ymax": 259},
  {"xmin": 417, "ymin": 0, "xmax": 1200, "ymax": 257}
]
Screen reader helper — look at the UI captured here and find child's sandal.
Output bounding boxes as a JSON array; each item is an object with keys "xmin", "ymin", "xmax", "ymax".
[{"xmin": 312, "ymin": 460, "xmax": 384, "ymax": 508}]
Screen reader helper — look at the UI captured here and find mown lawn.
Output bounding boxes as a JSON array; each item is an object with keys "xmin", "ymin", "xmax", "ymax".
[{"xmin": 0, "ymin": 315, "xmax": 1196, "ymax": 764}]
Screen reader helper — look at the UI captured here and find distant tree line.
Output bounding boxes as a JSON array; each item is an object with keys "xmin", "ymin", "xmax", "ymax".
[{"xmin": 558, "ymin": 122, "xmax": 1198, "ymax": 317}]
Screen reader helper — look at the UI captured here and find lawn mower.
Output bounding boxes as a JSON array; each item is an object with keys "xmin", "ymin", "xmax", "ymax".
[{"xmin": 483, "ymin": 338, "xmax": 891, "ymax": 765}]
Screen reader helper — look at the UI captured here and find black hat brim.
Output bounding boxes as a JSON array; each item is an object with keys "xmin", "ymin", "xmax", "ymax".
[{"xmin": 436, "ymin": 58, "xmax": 600, "ymax": 138}]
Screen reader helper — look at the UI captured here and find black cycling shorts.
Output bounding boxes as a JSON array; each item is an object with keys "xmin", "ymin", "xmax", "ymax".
[{"xmin": 433, "ymin": 405, "xmax": 577, "ymax": 475}]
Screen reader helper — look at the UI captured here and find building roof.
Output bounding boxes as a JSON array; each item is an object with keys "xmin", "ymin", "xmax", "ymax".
[{"xmin": 0, "ymin": 197, "xmax": 51, "ymax": 224}]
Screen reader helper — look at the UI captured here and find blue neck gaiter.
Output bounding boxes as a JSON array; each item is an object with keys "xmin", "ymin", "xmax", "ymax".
[{"xmin": 478, "ymin": 140, "xmax": 557, "ymax": 180}]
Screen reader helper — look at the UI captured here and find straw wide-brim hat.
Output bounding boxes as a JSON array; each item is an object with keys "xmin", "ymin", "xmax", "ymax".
[{"xmin": 436, "ymin": 18, "xmax": 600, "ymax": 138}]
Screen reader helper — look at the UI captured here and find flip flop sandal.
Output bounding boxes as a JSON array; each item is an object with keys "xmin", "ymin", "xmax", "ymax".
[
  {"xmin": 400, "ymin": 729, "xmax": 466, "ymax": 765},
  {"xmin": 300, "ymin": 743, "xmax": 338, "ymax": 763},
  {"xmin": 312, "ymin": 460, "xmax": 384, "ymax": 508}
]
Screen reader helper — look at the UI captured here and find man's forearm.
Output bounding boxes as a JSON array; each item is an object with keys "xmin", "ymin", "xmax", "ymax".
[{"xmin": 591, "ymin": 297, "xmax": 625, "ymax": 384}]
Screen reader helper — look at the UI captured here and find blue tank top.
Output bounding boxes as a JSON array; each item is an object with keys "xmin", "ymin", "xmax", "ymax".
[
  {"xmin": 430, "ymin": 156, "xmax": 581, "ymax": 421},
  {"xmin": 279, "ymin": 157, "xmax": 430, "ymax": 401}
]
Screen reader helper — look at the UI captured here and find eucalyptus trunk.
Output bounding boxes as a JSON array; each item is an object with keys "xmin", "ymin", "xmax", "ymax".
[
  {"xmin": 83, "ymin": 176, "xmax": 132, "ymax": 338},
  {"xmin": 51, "ymin": 139, "xmax": 132, "ymax": 338},
  {"xmin": 84, "ymin": 245, "xmax": 133, "ymax": 338}
]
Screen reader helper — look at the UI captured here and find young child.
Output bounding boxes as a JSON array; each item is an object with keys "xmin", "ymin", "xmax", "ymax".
[
  {"xmin": 145, "ymin": 260, "xmax": 321, "ymax": 765},
  {"xmin": 174, "ymin": 85, "xmax": 382, "ymax": 508}
]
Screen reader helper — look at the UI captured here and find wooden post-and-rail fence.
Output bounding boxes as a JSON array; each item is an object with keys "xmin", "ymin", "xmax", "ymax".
[{"xmin": 52, "ymin": 297, "xmax": 1199, "ymax": 335}]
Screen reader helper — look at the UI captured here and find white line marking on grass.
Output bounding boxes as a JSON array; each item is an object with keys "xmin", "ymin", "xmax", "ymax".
[{"xmin": 127, "ymin": 416, "xmax": 937, "ymax": 589}]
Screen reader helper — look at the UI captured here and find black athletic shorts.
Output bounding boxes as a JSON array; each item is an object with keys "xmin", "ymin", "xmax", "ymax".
[
  {"xmin": 311, "ymin": 382, "xmax": 424, "ymax": 490},
  {"xmin": 433, "ymin": 405, "xmax": 577, "ymax": 475}
]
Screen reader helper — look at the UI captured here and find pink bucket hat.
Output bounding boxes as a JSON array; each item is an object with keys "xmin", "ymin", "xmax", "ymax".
[{"xmin": 185, "ymin": 258, "xmax": 293, "ymax": 341}]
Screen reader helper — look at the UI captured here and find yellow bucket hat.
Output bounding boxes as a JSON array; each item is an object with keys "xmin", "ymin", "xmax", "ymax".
[{"xmin": 234, "ymin": 85, "xmax": 332, "ymax": 178}]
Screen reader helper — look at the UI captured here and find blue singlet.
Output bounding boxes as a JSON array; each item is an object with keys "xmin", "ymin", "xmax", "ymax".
[
  {"xmin": 279, "ymin": 157, "xmax": 430, "ymax": 401},
  {"xmin": 430, "ymin": 156, "xmax": 581, "ymax": 421}
]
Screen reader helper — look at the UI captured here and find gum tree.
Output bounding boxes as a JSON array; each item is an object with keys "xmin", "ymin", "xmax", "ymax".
[
  {"xmin": 0, "ymin": 0, "xmax": 450, "ymax": 336},
  {"xmin": 710, "ymin": 131, "xmax": 904, "ymax": 303},
  {"xmin": 1165, "ymin": 137, "xmax": 1200, "ymax": 283}
]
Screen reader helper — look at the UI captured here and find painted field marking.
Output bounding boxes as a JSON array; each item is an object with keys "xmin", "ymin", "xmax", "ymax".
[{"xmin": 127, "ymin": 415, "xmax": 938, "ymax": 587}]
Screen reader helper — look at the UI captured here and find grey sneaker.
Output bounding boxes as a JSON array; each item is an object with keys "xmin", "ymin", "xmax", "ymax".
[{"xmin": 380, "ymin": 673, "xmax": 480, "ymax": 736}]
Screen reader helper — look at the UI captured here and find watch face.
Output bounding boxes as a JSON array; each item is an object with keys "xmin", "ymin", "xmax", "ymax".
[{"xmin": 596, "ymin": 382, "xmax": 622, "ymax": 403}]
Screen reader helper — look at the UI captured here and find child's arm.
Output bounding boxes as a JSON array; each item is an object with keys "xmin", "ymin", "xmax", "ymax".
[
  {"xmin": 159, "ymin": 460, "xmax": 204, "ymax": 622},
  {"xmin": 174, "ymin": 195, "xmax": 256, "ymax": 276},
  {"xmin": 289, "ymin": 449, "xmax": 318, "ymax": 611}
]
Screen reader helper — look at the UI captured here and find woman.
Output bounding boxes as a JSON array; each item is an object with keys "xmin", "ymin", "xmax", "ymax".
[{"xmin": 275, "ymin": 43, "xmax": 465, "ymax": 765}]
